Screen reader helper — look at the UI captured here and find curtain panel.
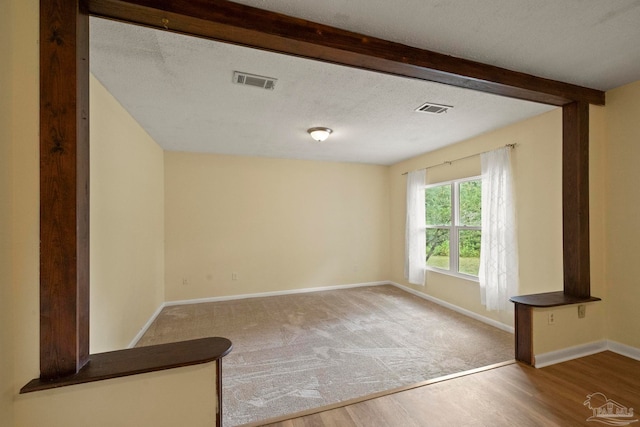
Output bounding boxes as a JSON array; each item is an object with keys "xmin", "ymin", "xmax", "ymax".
[
  {"xmin": 479, "ymin": 147, "xmax": 519, "ymax": 311},
  {"xmin": 404, "ymin": 169, "xmax": 426, "ymax": 285}
]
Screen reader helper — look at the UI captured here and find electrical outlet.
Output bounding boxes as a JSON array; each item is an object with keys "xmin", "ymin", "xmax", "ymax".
[
  {"xmin": 548, "ymin": 312, "xmax": 555, "ymax": 325},
  {"xmin": 232, "ymin": 272, "xmax": 238, "ymax": 281},
  {"xmin": 578, "ymin": 305, "xmax": 586, "ymax": 319}
]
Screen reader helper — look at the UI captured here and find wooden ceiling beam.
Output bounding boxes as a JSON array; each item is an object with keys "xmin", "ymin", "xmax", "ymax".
[{"xmin": 88, "ymin": 0, "xmax": 605, "ymax": 107}]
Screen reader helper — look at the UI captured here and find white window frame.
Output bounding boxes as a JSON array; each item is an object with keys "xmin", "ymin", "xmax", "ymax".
[{"xmin": 425, "ymin": 176, "xmax": 481, "ymax": 282}]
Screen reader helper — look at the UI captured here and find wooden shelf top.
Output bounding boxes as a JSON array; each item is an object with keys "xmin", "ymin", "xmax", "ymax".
[
  {"xmin": 510, "ymin": 291, "xmax": 601, "ymax": 308},
  {"xmin": 21, "ymin": 337, "xmax": 232, "ymax": 393}
]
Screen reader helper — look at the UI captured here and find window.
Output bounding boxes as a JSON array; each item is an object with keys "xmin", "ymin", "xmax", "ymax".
[{"xmin": 425, "ymin": 177, "xmax": 481, "ymax": 279}]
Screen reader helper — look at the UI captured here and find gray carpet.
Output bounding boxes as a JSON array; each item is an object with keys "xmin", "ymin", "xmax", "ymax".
[{"xmin": 137, "ymin": 285, "xmax": 514, "ymax": 426}]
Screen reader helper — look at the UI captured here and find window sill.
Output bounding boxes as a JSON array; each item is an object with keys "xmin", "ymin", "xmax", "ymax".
[{"xmin": 426, "ymin": 267, "xmax": 479, "ymax": 283}]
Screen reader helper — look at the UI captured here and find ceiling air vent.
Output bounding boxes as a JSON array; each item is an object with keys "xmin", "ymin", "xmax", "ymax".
[
  {"xmin": 233, "ymin": 71, "xmax": 277, "ymax": 90},
  {"xmin": 415, "ymin": 102, "xmax": 453, "ymax": 115}
]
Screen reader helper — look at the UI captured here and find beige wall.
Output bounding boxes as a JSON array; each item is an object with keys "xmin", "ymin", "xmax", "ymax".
[
  {"xmin": 14, "ymin": 364, "xmax": 217, "ymax": 427},
  {"xmin": 5, "ymin": 2, "xmax": 218, "ymax": 426},
  {"xmin": 0, "ymin": 0, "xmax": 15, "ymax": 424},
  {"xmin": 532, "ymin": 104, "xmax": 608, "ymax": 355},
  {"xmin": 532, "ymin": 301, "xmax": 606, "ymax": 355},
  {"xmin": 8, "ymin": 0, "xmax": 40, "ymax": 424},
  {"xmin": 389, "ymin": 106, "xmax": 608, "ymax": 342},
  {"xmin": 391, "ymin": 109, "xmax": 564, "ymax": 327},
  {"xmin": 605, "ymin": 80, "xmax": 640, "ymax": 349},
  {"xmin": 164, "ymin": 152, "xmax": 390, "ymax": 301},
  {"xmin": 90, "ymin": 74, "xmax": 165, "ymax": 352}
]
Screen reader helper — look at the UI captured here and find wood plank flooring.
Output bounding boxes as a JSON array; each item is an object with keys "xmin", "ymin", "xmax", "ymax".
[{"xmin": 259, "ymin": 351, "xmax": 640, "ymax": 426}]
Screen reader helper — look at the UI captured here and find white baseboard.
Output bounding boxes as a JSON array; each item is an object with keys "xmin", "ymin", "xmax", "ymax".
[
  {"xmin": 607, "ymin": 340, "xmax": 640, "ymax": 361},
  {"xmin": 534, "ymin": 340, "xmax": 608, "ymax": 368},
  {"xmin": 388, "ymin": 281, "xmax": 514, "ymax": 334},
  {"xmin": 131, "ymin": 281, "xmax": 640, "ymax": 369},
  {"xmin": 132, "ymin": 281, "xmax": 388, "ymax": 346},
  {"xmin": 127, "ymin": 303, "xmax": 166, "ymax": 348},
  {"xmin": 135, "ymin": 280, "xmax": 510, "ymax": 345},
  {"xmin": 164, "ymin": 281, "xmax": 390, "ymax": 307},
  {"xmin": 534, "ymin": 341, "xmax": 640, "ymax": 368}
]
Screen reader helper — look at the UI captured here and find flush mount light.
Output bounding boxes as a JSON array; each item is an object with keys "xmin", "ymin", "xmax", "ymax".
[{"xmin": 307, "ymin": 127, "xmax": 333, "ymax": 142}]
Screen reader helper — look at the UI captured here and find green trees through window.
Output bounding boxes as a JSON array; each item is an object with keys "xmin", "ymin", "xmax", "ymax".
[{"xmin": 425, "ymin": 178, "xmax": 482, "ymax": 277}]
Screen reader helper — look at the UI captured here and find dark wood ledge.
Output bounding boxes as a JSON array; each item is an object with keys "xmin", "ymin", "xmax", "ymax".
[
  {"xmin": 510, "ymin": 292, "xmax": 600, "ymax": 365},
  {"xmin": 510, "ymin": 291, "xmax": 601, "ymax": 308},
  {"xmin": 21, "ymin": 337, "xmax": 232, "ymax": 393}
]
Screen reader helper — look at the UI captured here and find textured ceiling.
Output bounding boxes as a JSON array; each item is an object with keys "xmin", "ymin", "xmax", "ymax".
[
  {"xmin": 231, "ymin": 0, "xmax": 640, "ymax": 91},
  {"xmin": 89, "ymin": 1, "xmax": 640, "ymax": 165}
]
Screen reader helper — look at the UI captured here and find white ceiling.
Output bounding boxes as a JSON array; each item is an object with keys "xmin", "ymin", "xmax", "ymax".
[
  {"xmin": 230, "ymin": 0, "xmax": 640, "ymax": 91},
  {"xmin": 89, "ymin": 1, "xmax": 640, "ymax": 165}
]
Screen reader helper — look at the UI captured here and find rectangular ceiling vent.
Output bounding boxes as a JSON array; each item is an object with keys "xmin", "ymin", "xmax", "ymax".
[
  {"xmin": 233, "ymin": 71, "xmax": 277, "ymax": 90},
  {"xmin": 415, "ymin": 102, "xmax": 453, "ymax": 115}
]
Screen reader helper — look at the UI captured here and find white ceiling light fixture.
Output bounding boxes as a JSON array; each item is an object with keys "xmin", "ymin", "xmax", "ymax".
[{"xmin": 307, "ymin": 127, "xmax": 333, "ymax": 142}]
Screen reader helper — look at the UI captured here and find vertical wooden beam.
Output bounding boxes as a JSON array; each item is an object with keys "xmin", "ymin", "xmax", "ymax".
[
  {"xmin": 216, "ymin": 360, "xmax": 223, "ymax": 427},
  {"xmin": 514, "ymin": 303, "xmax": 533, "ymax": 365},
  {"xmin": 562, "ymin": 101, "xmax": 590, "ymax": 298},
  {"xmin": 40, "ymin": 0, "xmax": 90, "ymax": 379}
]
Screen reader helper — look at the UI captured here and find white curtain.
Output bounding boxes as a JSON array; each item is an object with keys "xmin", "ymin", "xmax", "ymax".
[
  {"xmin": 479, "ymin": 147, "xmax": 519, "ymax": 311},
  {"xmin": 404, "ymin": 169, "xmax": 426, "ymax": 286}
]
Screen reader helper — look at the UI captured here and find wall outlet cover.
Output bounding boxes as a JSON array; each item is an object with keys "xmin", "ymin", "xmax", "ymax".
[{"xmin": 578, "ymin": 305, "xmax": 586, "ymax": 318}]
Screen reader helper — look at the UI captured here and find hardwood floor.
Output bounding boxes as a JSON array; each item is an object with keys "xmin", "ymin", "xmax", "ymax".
[{"xmin": 259, "ymin": 351, "xmax": 640, "ymax": 426}]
